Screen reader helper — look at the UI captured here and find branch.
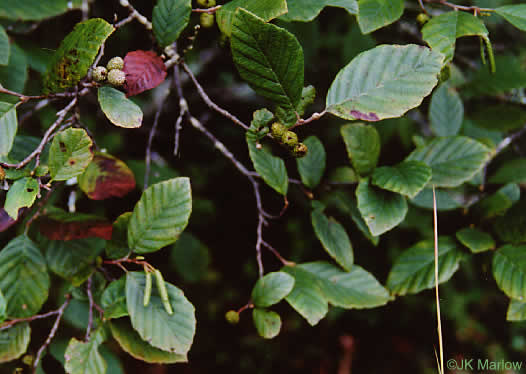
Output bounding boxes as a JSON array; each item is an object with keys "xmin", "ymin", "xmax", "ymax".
[
  {"xmin": 32, "ymin": 295, "xmax": 71, "ymax": 373},
  {"xmin": 85, "ymin": 276, "xmax": 94, "ymax": 340},
  {"xmin": 423, "ymin": 0, "xmax": 495, "ymax": 13},
  {"xmin": 181, "ymin": 62, "xmax": 249, "ymax": 130},
  {"xmin": 192, "ymin": 5, "xmax": 222, "ymax": 13},
  {"xmin": 144, "ymin": 92, "xmax": 168, "ymax": 189},
  {"xmin": 116, "ymin": 0, "xmax": 153, "ymax": 29},
  {"xmin": 0, "ymin": 98, "xmax": 78, "ymax": 169}
]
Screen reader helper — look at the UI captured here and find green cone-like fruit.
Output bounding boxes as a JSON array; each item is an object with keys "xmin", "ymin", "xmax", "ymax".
[
  {"xmin": 416, "ymin": 13, "xmax": 430, "ymax": 26},
  {"xmin": 200, "ymin": 13, "xmax": 215, "ymax": 28},
  {"xmin": 197, "ymin": 0, "xmax": 216, "ymax": 7},
  {"xmin": 107, "ymin": 69, "xmax": 126, "ymax": 87},
  {"xmin": 282, "ymin": 131, "xmax": 298, "ymax": 148},
  {"xmin": 225, "ymin": 310, "xmax": 240, "ymax": 324},
  {"xmin": 93, "ymin": 66, "xmax": 108, "ymax": 82},
  {"xmin": 293, "ymin": 143, "xmax": 308, "ymax": 158},
  {"xmin": 271, "ymin": 122, "xmax": 286, "ymax": 139},
  {"xmin": 107, "ymin": 56, "xmax": 124, "ymax": 71}
]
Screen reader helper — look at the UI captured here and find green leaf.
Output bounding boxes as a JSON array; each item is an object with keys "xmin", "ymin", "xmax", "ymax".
[
  {"xmin": 46, "ymin": 238, "xmax": 105, "ymax": 286},
  {"xmin": 456, "ymin": 227, "xmax": 495, "ymax": 254},
  {"xmin": 109, "ymin": 319, "xmax": 187, "ymax": 363},
  {"xmin": 125, "ymin": 272, "xmax": 196, "ymax": 354},
  {"xmin": 327, "ymin": 44, "xmax": 443, "ymax": 121},
  {"xmin": 496, "ymin": 5, "xmax": 526, "ymax": 31},
  {"xmin": 282, "ymin": 265, "xmax": 328, "ymax": 326},
  {"xmin": 0, "ymin": 236, "xmax": 49, "ymax": 318},
  {"xmin": 0, "ymin": 26, "xmax": 8, "ymax": 66},
  {"xmin": 0, "ymin": 44, "xmax": 28, "ymax": 103},
  {"xmin": 356, "ymin": 179, "xmax": 408, "ymax": 236},
  {"xmin": 489, "ymin": 159, "xmax": 526, "ymax": 184},
  {"xmin": 127, "ymin": 177, "xmax": 192, "ymax": 254},
  {"xmin": 371, "ymin": 160, "xmax": 432, "ymax": 199},
  {"xmin": 0, "ymin": 290, "xmax": 5, "ymax": 323},
  {"xmin": 98, "ymin": 86, "xmax": 143, "ymax": 129},
  {"xmin": 0, "ymin": 102, "xmax": 17, "ymax": 156},
  {"xmin": 422, "ymin": 11, "xmax": 489, "ymax": 64},
  {"xmin": 493, "ymin": 199, "xmax": 526, "ymax": 244},
  {"xmin": 100, "ymin": 277, "xmax": 128, "ymax": 320},
  {"xmin": 493, "ymin": 245, "xmax": 526, "ymax": 300},
  {"xmin": 429, "ymin": 84, "xmax": 464, "ymax": 136},
  {"xmin": 311, "ymin": 209, "xmax": 354, "ymax": 271},
  {"xmin": 64, "ymin": 330, "xmax": 106, "ymax": 374},
  {"xmin": 386, "ymin": 237, "xmax": 464, "ymax": 295},
  {"xmin": 43, "ymin": 18, "xmax": 114, "ymax": 94},
  {"xmin": 471, "ymin": 104, "xmax": 526, "ymax": 133},
  {"xmin": 296, "ymin": 136, "xmax": 326, "ymax": 189},
  {"xmin": 280, "ymin": 0, "xmax": 358, "ymax": 22},
  {"xmin": 340, "ymin": 123, "xmax": 380, "ymax": 176},
  {"xmin": 0, "ymin": 0, "xmax": 80, "ymax": 21},
  {"xmin": 152, "ymin": 0, "xmax": 192, "ymax": 47},
  {"xmin": 49, "ymin": 128, "xmax": 94, "ymax": 181},
  {"xmin": 106, "ymin": 212, "xmax": 132, "ymax": 260},
  {"xmin": 231, "ymin": 8, "xmax": 304, "ymax": 110},
  {"xmin": 407, "ymin": 136, "xmax": 491, "ymax": 188},
  {"xmin": 247, "ymin": 136, "xmax": 288, "ymax": 195},
  {"xmin": 4, "ymin": 177, "xmax": 39, "ymax": 219},
  {"xmin": 170, "ymin": 233, "xmax": 210, "ymax": 283},
  {"xmin": 328, "ymin": 166, "xmax": 359, "ymax": 184},
  {"xmin": 470, "ymin": 184, "xmax": 520, "ymax": 220},
  {"xmin": 251, "ymin": 271, "xmax": 295, "ymax": 308},
  {"xmin": 252, "ymin": 309, "xmax": 281, "ymax": 339},
  {"xmin": 217, "ymin": 0, "xmax": 288, "ymax": 37},
  {"xmin": 410, "ymin": 188, "xmax": 463, "ymax": 211},
  {"xmin": 325, "ymin": 191, "xmax": 379, "ymax": 245},
  {"xmin": 283, "ymin": 262, "xmax": 391, "ymax": 325},
  {"xmin": 507, "ymin": 299, "xmax": 526, "ymax": 322},
  {"xmin": 0, "ymin": 323, "xmax": 30, "ymax": 363},
  {"xmin": 356, "ymin": 0, "xmax": 404, "ymax": 34}
]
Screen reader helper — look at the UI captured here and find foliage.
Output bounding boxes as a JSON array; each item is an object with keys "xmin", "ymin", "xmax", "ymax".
[{"xmin": 1, "ymin": 0, "xmax": 526, "ymax": 372}]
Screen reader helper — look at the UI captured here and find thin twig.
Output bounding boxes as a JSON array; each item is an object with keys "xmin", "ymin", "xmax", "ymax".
[
  {"xmin": 192, "ymin": 5, "xmax": 222, "ymax": 13},
  {"xmin": 144, "ymin": 98, "xmax": 167, "ymax": 189},
  {"xmin": 0, "ymin": 98, "xmax": 78, "ymax": 169},
  {"xmin": 85, "ymin": 276, "xmax": 94, "ymax": 340},
  {"xmin": 32, "ymin": 295, "xmax": 71, "ymax": 373},
  {"xmin": 262, "ymin": 241, "xmax": 295, "ymax": 267},
  {"xmin": 291, "ymin": 110, "xmax": 327, "ymax": 129},
  {"xmin": 116, "ymin": 0, "xmax": 152, "ymax": 29},
  {"xmin": 423, "ymin": 0, "xmax": 495, "ymax": 13},
  {"xmin": 432, "ymin": 186, "xmax": 444, "ymax": 374},
  {"xmin": 418, "ymin": 0, "xmax": 429, "ymax": 14},
  {"xmin": 181, "ymin": 62, "xmax": 249, "ymax": 130}
]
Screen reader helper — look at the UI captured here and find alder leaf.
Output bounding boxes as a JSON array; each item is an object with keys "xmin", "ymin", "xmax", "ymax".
[
  {"xmin": 3, "ymin": 177, "xmax": 39, "ymax": 220},
  {"xmin": 98, "ymin": 86, "xmax": 143, "ymax": 128},
  {"xmin": 78, "ymin": 152, "xmax": 136, "ymax": 200},
  {"xmin": 152, "ymin": 0, "xmax": 192, "ymax": 47},
  {"xmin": 48, "ymin": 128, "xmax": 94, "ymax": 181},
  {"xmin": 123, "ymin": 50, "xmax": 167, "ymax": 97}
]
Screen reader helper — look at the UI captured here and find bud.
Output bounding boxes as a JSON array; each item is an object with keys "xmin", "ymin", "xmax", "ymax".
[
  {"xmin": 107, "ymin": 56, "xmax": 124, "ymax": 71},
  {"xmin": 107, "ymin": 69, "xmax": 126, "ymax": 87},
  {"xmin": 282, "ymin": 131, "xmax": 298, "ymax": 148},
  {"xmin": 293, "ymin": 143, "xmax": 308, "ymax": 158},
  {"xmin": 93, "ymin": 66, "xmax": 108, "ymax": 82},
  {"xmin": 225, "ymin": 310, "xmax": 240, "ymax": 324},
  {"xmin": 438, "ymin": 64, "xmax": 451, "ymax": 84},
  {"xmin": 416, "ymin": 13, "xmax": 430, "ymax": 26}
]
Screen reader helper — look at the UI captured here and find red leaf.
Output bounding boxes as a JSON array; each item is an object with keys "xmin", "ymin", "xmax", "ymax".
[
  {"xmin": 39, "ymin": 217, "xmax": 113, "ymax": 241},
  {"xmin": 123, "ymin": 50, "xmax": 167, "ymax": 97},
  {"xmin": 78, "ymin": 153, "xmax": 136, "ymax": 200},
  {"xmin": 0, "ymin": 207, "xmax": 17, "ymax": 232}
]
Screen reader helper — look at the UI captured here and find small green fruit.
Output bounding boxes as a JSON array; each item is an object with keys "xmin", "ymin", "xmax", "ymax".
[
  {"xmin": 107, "ymin": 69, "xmax": 126, "ymax": 87},
  {"xmin": 197, "ymin": 0, "xmax": 216, "ymax": 7},
  {"xmin": 416, "ymin": 13, "xmax": 430, "ymax": 26},
  {"xmin": 92, "ymin": 66, "xmax": 108, "ymax": 82},
  {"xmin": 270, "ymin": 122, "xmax": 286, "ymax": 139},
  {"xmin": 282, "ymin": 131, "xmax": 298, "ymax": 148},
  {"xmin": 293, "ymin": 143, "xmax": 308, "ymax": 158},
  {"xmin": 225, "ymin": 310, "xmax": 240, "ymax": 324},
  {"xmin": 200, "ymin": 13, "xmax": 215, "ymax": 28},
  {"xmin": 107, "ymin": 56, "xmax": 124, "ymax": 71}
]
